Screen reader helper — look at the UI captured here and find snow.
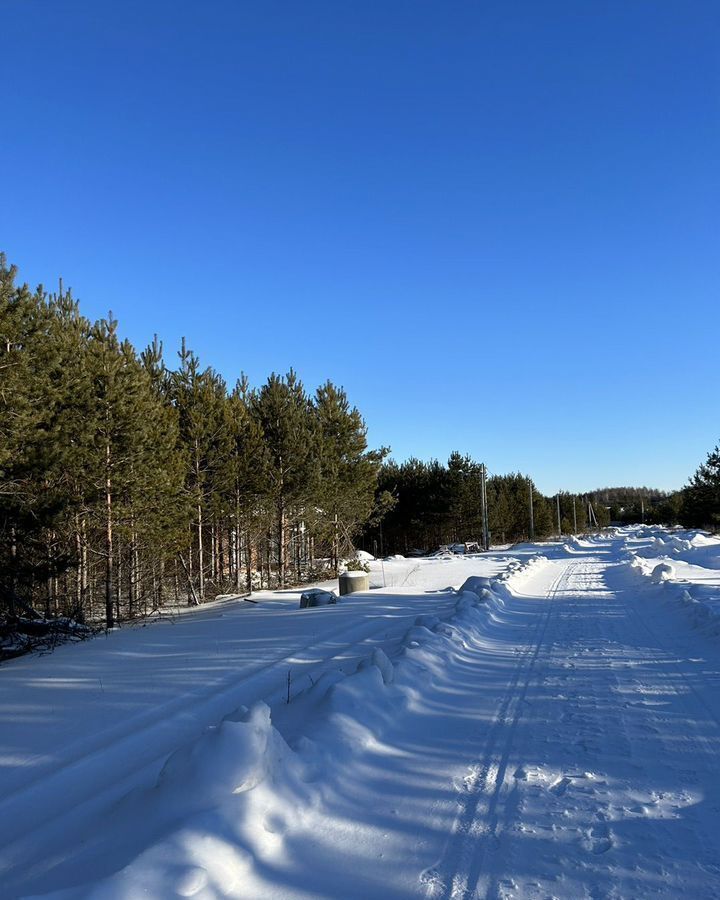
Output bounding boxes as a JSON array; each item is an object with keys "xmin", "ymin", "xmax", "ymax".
[
  {"xmin": 3, "ymin": 531, "xmax": 720, "ymax": 898},
  {"xmin": 354, "ymin": 550, "xmax": 375, "ymax": 562},
  {"xmin": 622, "ymin": 525, "xmax": 720, "ymax": 638},
  {"xmin": 650, "ymin": 561, "xmax": 675, "ymax": 582}
]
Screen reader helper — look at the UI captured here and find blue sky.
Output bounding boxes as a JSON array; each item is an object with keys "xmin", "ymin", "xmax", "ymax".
[{"xmin": 2, "ymin": 0, "xmax": 718, "ymax": 494}]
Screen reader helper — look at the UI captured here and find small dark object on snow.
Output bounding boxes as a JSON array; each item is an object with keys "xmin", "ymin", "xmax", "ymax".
[{"xmin": 299, "ymin": 588, "xmax": 338, "ymax": 609}]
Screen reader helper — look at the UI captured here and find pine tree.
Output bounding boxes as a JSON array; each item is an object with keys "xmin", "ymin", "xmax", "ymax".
[
  {"xmin": 0, "ymin": 259, "xmax": 50, "ymax": 608},
  {"xmin": 169, "ymin": 340, "xmax": 230, "ymax": 602},
  {"xmin": 128, "ymin": 336, "xmax": 187, "ymax": 614},
  {"xmin": 488, "ymin": 476, "xmax": 513, "ymax": 543},
  {"xmin": 251, "ymin": 372, "xmax": 317, "ymax": 586},
  {"xmin": 225, "ymin": 378, "xmax": 268, "ymax": 592},
  {"xmin": 313, "ymin": 381, "xmax": 386, "ymax": 572},
  {"xmin": 0, "ymin": 265, "xmax": 92, "ymax": 612},
  {"xmin": 681, "ymin": 445, "xmax": 720, "ymax": 529},
  {"xmin": 85, "ymin": 316, "xmax": 127, "ymax": 627},
  {"xmin": 84, "ymin": 318, "xmax": 185, "ymax": 625}
]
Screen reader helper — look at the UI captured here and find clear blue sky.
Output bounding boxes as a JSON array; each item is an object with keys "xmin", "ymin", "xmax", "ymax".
[{"xmin": 2, "ymin": 0, "xmax": 718, "ymax": 494}]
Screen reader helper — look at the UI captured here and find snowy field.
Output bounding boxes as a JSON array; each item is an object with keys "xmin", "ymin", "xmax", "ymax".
[{"xmin": 3, "ymin": 529, "xmax": 720, "ymax": 898}]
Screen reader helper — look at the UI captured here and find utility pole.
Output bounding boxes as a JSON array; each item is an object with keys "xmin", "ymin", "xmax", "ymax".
[
  {"xmin": 588, "ymin": 502, "xmax": 598, "ymax": 529},
  {"xmin": 480, "ymin": 464, "xmax": 490, "ymax": 551},
  {"xmin": 556, "ymin": 494, "xmax": 562, "ymax": 539},
  {"xmin": 641, "ymin": 498, "xmax": 645, "ymax": 524},
  {"xmin": 572, "ymin": 496, "xmax": 577, "ymax": 534},
  {"xmin": 484, "ymin": 466, "xmax": 490, "ymax": 550},
  {"xmin": 528, "ymin": 478, "xmax": 535, "ymax": 541}
]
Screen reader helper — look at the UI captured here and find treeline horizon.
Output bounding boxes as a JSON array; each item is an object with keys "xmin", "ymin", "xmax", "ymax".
[
  {"xmin": 588, "ymin": 470, "xmax": 720, "ymax": 530},
  {"xmin": 361, "ymin": 455, "xmax": 613, "ymax": 555},
  {"xmin": 3, "ymin": 251, "xmax": 716, "ymax": 635}
]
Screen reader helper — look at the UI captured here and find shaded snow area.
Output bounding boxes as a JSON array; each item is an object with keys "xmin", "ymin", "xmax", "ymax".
[{"xmin": 3, "ymin": 534, "xmax": 720, "ymax": 898}]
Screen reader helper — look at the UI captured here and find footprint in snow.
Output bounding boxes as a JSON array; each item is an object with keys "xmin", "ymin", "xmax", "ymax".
[
  {"xmin": 587, "ymin": 819, "xmax": 614, "ymax": 855},
  {"xmin": 549, "ymin": 775, "xmax": 572, "ymax": 796},
  {"xmin": 591, "ymin": 834, "xmax": 614, "ymax": 855},
  {"xmin": 263, "ymin": 813, "xmax": 286, "ymax": 835},
  {"xmin": 419, "ymin": 868, "xmax": 446, "ymax": 896},
  {"xmin": 175, "ymin": 866, "xmax": 209, "ymax": 897}
]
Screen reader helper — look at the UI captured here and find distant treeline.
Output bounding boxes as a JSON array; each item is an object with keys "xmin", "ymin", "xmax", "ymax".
[
  {"xmin": 361, "ymin": 455, "xmax": 611, "ymax": 555},
  {"xmin": 592, "ymin": 487, "xmax": 681, "ymax": 527},
  {"xmin": 363, "ymin": 452, "xmax": 720, "ymax": 555},
  {"xmin": 593, "ymin": 453, "xmax": 720, "ymax": 532},
  {"xmin": 0, "ymin": 254, "xmax": 385, "ymax": 627}
]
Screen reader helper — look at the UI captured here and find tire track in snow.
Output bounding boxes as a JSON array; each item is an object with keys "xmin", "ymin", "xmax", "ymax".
[
  {"xmin": 453, "ymin": 546, "xmax": 720, "ymax": 900},
  {"xmin": 608, "ymin": 568, "xmax": 720, "ymax": 888},
  {"xmin": 424, "ymin": 560, "xmax": 573, "ymax": 900},
  {"xmin": 494, "ymin": 559, "xmax": 636, "ymax": 898}
]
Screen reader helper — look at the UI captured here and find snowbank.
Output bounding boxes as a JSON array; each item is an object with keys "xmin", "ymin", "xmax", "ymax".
[
  {"xmin": 51, "ymin": 562, "xmax": 543, "ymax": 899},
  {"xmin": 629, "ymin": 528, "xmax": 720, "ymax": 570},
  {"xmin": 354, "ymin": 550, "xmax": 375, "ymax": 562},
  {"xmin": 623, "ymin": 540, "xmax": 720, "ymax": 636}
]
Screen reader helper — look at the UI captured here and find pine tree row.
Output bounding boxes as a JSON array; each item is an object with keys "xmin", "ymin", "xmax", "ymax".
[
  {"xmin": 361, "ymin": 456, "xmax": 611, "ymax": 554},
  {"xmin": 0, "ymin": 255, "xmax": 385, "ymax": 627}
]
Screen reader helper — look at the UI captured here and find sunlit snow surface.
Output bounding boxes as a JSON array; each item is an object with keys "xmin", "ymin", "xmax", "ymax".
[{"xmin": 3, "ymin": 529, "xmax": 720, "ymax": 898}]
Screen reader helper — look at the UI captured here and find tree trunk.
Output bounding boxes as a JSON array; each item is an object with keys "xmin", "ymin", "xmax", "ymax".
[
  {"xmin": 129, "ymin": 519, "xmax": 138, "ymax": 618},
  {"xmin": 105, "ymin": 439, "xmax": 114, "ymax": 629},
  {"xmin": 10, "ymin": 525, "xmax": 17, "ymax": 613},
  {"xmin": 277, "ymin": 502, "xmax": 286, "ymax": 587},
  {"xmin": 235, "ymin": 495, "xmax": 242, "ymax": 592},
  {"xmin": 80, "ymin": 516, "xmax": 89, "ymax": 618},
  {"xmin": 218, "ymin": 524, "xmax": 225, "ymax": 582},
  {"xmin": 116, "ymin": 534, "xmax": 122, "ymax": 623},
  {"xmin": 188, "ymin": 542, "xmax": 194, "ymax": 605},
  {"xmin": 246, "ymin": 531, "xmax": 253, "ymax": 594},
  {"xmin": 158, "ymin": 558, "xmax": 164, "ymax": 609},
  {"xmin": 75, "ymin": 521, "xmax": 84, "ymax": 621},
  {"xmin": 233, "ymin": 494, "xmax": 241, "ymax": 591},
  {"xmin": 197, "ymin": 500, "xmax": 204, "ymax": 601},
  {"xmin": 333, "ymin": 513, "xmax": 339, "ymax": 576}
]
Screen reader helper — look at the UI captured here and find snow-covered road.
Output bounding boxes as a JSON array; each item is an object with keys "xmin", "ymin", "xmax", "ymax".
[
  {"xmin": 3, "ymin": 529, "xmax": 720, "ymax": 898},
  {"xmin": 429, "ymin": 547, "xmax": 720, "ymax": 899}
]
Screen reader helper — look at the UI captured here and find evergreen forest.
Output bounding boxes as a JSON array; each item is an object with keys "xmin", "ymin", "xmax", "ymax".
[
  {"xmin": 361, "ymin": 457, "xmax": 610, "ymax": 555},
  {"xmin": 1, "ymin": 253, "xmax": 718, "ymax": 642},
  {"xmin": 0, "ymin": 255, "xmax": 385, "ymax": 629}
]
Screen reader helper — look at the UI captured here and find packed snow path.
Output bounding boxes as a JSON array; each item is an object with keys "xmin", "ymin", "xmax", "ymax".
[
  {"xmin": 2, "ymin": 531, "xmax": 720, "ymax": 898},
  {"xmin": 427, "ymin": 549, "xmax": 720, "ymax": 899}
]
